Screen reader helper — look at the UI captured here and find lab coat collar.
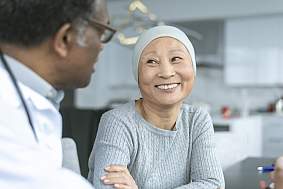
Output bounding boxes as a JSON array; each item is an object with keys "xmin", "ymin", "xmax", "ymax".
[{"xmin": 2, "ymin": 54, "xmax": 64, "ymax": 109}]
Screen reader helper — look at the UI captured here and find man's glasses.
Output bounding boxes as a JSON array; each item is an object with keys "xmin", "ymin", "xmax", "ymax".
[{"xmin": 85, "ymin": 19, "xmax": 117, "ymax": 43}]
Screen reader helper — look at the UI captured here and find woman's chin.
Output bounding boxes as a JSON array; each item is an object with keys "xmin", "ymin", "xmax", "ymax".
[{"xmin": 154, "ymin": 97, "xmax": 184, "ymax": 107}]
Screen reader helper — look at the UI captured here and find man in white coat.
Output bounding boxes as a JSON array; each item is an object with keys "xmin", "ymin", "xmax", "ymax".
[{"xmin": 0, "ymin": 0, "xmax": 116, "ymax": 188}]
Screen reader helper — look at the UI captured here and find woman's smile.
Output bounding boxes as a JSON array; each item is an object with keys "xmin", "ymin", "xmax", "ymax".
[{"xmin": 154, "ymin": 83, "xmax": 180, "ymax": 92}]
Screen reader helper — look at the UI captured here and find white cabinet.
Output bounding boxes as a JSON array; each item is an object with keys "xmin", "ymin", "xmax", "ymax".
[
  {"xmin": 262, "ymin": 115, "xmax": 283, "ymax": 157},
  {"xmin": 213, "ymin": 116, "xmax": 262, "ymax": 170},
  {"xmin": 224, "ymin": 15, "xmax": 283, "ymax": 86},
  {"xmin": 213, "ymin": 114, "xmax": 283, "ymax": 169}
]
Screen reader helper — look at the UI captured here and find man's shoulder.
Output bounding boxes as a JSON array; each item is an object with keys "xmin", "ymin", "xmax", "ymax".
[
  {"xmin": 0, "ymin": 99, "xmax": 20, "ymax": 124},
  {"xmin": 0, "ymin": 67, "xmax": 21, "ymax": 106},
  {"xmin": 0, "ymin": 65, "xmax": 57, "ymax": 112}
]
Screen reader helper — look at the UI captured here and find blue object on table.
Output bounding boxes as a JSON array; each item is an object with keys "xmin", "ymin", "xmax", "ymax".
[{"xmin": 257, "ymin": 164, "xmax": 275, "ymax": 173}]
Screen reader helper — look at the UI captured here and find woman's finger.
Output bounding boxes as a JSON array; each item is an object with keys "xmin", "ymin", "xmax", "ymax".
[
  {"xmin": 101, "ymin": 172, "xmax": 128, "ymax": 181},
  {"xmin": 102, "ymin": 165, "xmax": 138, "ymax": 189},
  {"xmin": 113, "ymin": 183, "xmax": 131, "ymax": 189},
  {"xmin": 105, "ymin": 165, "xmax": 128, "ymax": 173},
  {"xmin": 101, "ymin": 173, "xmax": 130, "ymax": 185}
]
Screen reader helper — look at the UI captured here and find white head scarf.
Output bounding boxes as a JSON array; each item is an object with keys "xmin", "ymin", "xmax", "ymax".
[{"xmin": 132, "ymin": 25, "xmax": 196, "ymax": 82}]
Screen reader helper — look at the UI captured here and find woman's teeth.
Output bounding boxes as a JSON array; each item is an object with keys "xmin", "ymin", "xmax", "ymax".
[{"xmin": 156, "ymin": 83, "xmax": 178, "ymax": 90}]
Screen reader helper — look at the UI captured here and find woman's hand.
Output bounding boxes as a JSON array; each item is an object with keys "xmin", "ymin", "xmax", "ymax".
[
  {"xmin": 259, "ymin": 156, "xmax": 283, "ymax": 189},
  {"xmin": 271, "ymin": 156, "xmax": 283, "ymax": 189},
  {"xmin": 100, "ymin": 165, "xmax": 138, "ymax": 189}
]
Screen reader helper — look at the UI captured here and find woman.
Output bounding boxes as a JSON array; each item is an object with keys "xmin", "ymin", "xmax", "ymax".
[{"xmin": 88, "ymin": 25, "xmax": 225, "ymax": 189}]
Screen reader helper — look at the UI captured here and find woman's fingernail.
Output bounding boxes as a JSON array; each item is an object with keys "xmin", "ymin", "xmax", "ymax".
[
  {"xmin": 104, "ymin": 179, "xmax": 110, "ymax": 183},
  {"xmin": 114, "ymin": 184, "xmax": 120, "ymax": 188},
  {"xmin": 105, "ymin": 166, "xmax": 110, "ymax": 170},
  {"xmin": 100, "ymin": 176, "xmax": 106, "ymax": 180}
]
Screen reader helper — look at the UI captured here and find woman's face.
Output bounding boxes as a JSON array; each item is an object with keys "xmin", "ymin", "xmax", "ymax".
[{"xmin": 138, "ymin": 37, "xmax": 195, "ymax": 107}]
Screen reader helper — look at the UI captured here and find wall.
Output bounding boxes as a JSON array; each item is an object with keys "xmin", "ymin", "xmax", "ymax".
[
  {"xmin": 108, "ymin": 0, "xmax": 283, "ymax": 22},
  {"xmin": 188, "ymin": 68, "xmax": 283, "ymax": 116}
]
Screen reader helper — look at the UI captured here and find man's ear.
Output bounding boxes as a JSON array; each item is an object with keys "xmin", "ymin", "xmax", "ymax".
[{"xmin": 52, "ymin": 23, "xmax": 74, "ymax": 57}]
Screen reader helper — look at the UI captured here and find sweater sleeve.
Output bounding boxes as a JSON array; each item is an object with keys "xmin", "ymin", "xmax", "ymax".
[
  {"xmin": 88, "ymin": 111, "xmax": 134, "ymax": 189},
  {"xmin": 175, "ymin": 109, "xmax": 225, "ymax": 189}
]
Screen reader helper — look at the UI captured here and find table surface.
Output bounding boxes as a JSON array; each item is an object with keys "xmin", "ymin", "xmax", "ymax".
[{"xmin": 224, "ymin": 157, "xmax": 275, "ymax": 189}]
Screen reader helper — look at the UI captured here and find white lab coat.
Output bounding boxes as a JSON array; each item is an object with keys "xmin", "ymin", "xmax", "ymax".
[{"xmin": 0, "ymin": 61, "xmax": 93, "ymax": 188}]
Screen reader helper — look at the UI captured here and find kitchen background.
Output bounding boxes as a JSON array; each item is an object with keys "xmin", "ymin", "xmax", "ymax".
[
  {"xmin": 75, "ymin": 0, "xmax": 283, "ymax": 115},
  {"xmin": 60, "ymin": 0, "xmax": 283, "ymax": 178}
]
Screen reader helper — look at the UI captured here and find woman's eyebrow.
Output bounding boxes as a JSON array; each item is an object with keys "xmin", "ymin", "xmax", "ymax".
[{"xmin": 142, "ymin": 50, "xmax": 157, "ymax": 56}]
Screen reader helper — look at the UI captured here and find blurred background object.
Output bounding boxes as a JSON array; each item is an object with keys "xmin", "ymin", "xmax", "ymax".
[
  {"xmin": 113, "ymin": 0, "xmax": 162, "ymax": 45},
  {"xmin": 275, "ymin": 96, "xmax": 283, "ymax": 114},
  {"xmin": 112, "ymin": 0, "xmax": 202, "ymax": 46}
]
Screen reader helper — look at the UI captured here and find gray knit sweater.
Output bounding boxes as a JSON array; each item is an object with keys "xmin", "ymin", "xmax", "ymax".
[{"xmin": 88, "ymin": 101, "xmax": 225, "ymax": 189}]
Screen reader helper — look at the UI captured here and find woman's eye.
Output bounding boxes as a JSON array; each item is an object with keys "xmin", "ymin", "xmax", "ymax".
[
  {"xmin": 171, "ymin": 57, "xmax": 182, "ymax": 63},
  {"xmin": 146, "ymin": 59, "xmax": 158, "ymax": 64}
]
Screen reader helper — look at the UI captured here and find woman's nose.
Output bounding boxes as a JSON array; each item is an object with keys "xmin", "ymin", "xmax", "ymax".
[{"xmin": 157, "ymin": 61, "xmax": 176, "ymax": 78}]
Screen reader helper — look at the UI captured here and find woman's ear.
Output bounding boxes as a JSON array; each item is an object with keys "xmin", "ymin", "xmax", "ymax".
[{"xmin": 52, "ymin": 23, "xmax": 74, "ymax": 58}]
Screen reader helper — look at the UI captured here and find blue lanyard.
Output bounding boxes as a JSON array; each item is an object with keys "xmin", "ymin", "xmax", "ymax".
[{"xmin": 0, "ymin": 51, "xmax": 38, "ymax": 142}]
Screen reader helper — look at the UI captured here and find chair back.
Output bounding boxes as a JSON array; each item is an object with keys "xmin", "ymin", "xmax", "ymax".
[{"xmin": 62, "ymin": 137, "xmax": 81, "ymax": 174}]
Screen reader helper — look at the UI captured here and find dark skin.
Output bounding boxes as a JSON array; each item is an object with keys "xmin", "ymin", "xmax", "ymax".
[{"xmin": 0, "ymin": 0, "xmax": 109, "ymax": 90}]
